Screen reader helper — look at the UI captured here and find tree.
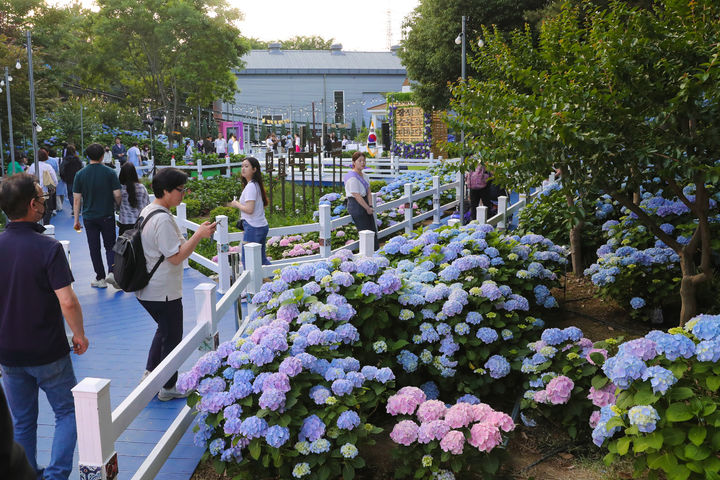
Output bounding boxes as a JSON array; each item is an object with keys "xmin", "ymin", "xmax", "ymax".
[
  {"xmin": 349, "ymin": 119, "xmax": 358, "ymax": 140},
  {"xmin": 279, "ymin": 36, "xmax": 334, "ymax": 50},
  {"xmin": 398, "ymin": 0, "xmax": 547, "ymax": 111},
  {"xmin": 448, "ymin": 0, "xmax": 720, "ymax": 324},
  {"xmin": 86, "ymin": 0, "xmax": 247, "ymax": 140}
]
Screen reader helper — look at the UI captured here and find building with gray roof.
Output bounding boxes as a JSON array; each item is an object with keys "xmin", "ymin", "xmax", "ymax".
[{"xmin": 220, "ymin": 43, "xmax": 407, "ymax": 139}]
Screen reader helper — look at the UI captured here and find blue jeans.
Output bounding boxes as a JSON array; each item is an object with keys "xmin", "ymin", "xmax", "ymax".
[
  {"xmin": 1, "ymin": 355, "xmax": 77, "ymax": 480},
  {"xmin": 84, "ymin": 216, "xmax": 116, "ymax": 280},
  {"xmin": 241, "ymin": 221, "xmax": 270, "ymax": 267}
]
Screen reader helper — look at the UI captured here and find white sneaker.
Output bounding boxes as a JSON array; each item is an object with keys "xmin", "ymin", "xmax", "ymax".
[
  {"xmin": 105, "ymin": 272, "xmax": 120, "ymax": 289},
  {"xmin": 90, "ymin": 278, "xmax": 107, "ymax": 288},
  {"xmin": 158, "ymin": 386, "xmax": 189, "ymax": 401}
]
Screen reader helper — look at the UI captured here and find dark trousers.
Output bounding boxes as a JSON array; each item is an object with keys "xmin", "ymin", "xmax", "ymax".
[
  {"xmin": 139, "ymin": 298, "xmax": 183, "ymax": 389},
  {"xmin": 84, "ymin": 216, "xmax": 116, "ymax": 280},
  {"xmin": 117, "ymin": 222, "xmax": 134, "ymax": 236},
  {"xmin": 347, "ymin": 197, "xmax": 379, "ymax": 250}
]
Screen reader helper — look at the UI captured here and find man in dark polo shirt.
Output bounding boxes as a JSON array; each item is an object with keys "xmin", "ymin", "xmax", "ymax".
[
  {"xmin": 73, "ymin": 143, "xmax": 122, "ymax": 289},
  {"xmin": 0, "ymin": 173, "xmax": 89, "ymax": 480}
]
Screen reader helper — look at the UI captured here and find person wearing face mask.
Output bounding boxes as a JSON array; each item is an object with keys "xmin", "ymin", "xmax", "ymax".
[{"xmin": 0, "ymin": 172, "xmax": 89, "ymax": 480}]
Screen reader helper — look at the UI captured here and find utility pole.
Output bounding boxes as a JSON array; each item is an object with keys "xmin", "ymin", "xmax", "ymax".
[{"xmin": 27, "ymin": 31, "xmax": 39, "ymax": 168}]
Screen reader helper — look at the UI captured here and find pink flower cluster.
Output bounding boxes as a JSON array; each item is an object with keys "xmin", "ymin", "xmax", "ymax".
[
  {"xmin": 533, "ymin": 375, "xmax": 574, "ymax": 405},
  {"xmin": 587, "ymin": 382, "xmax": 616, "ymax": 408},
  {"xmin": 387, "ymin": 388, "xmax": 514, "ymax": 456},
  {"xmin": 282, "ymin": 241, "xmax": 321, "ymax": 257}
]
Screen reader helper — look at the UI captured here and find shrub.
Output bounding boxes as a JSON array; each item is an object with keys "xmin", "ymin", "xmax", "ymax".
[
  {"xmin": 208, "ymin": 206, "xmax": 239, "ymax": 224},
  {"xmin": 590, "ymin": 314, "xmax": 720, "ymax": 480},
  {"xmin": 369, "ymin": 180, "xmax": 386, "ymax": 192}
]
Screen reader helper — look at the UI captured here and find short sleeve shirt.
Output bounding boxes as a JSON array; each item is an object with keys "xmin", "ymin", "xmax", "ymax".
[
  {"xmin": 135, "ymin": 203, "xmax": 186, "ymax": 302},
  {"xmin": 345, "ymin": 174, "xmax": 368, "ymax": 197},
  {"xmin": 240, "ymin": 181, "xmax": 268, "ymax": 228},
  {"xmin": 73, "ymin": 163, "xmax": 121, "ymax": 220},
  {"xmin": 0, "ymin": 222, "xmax": 74, "ymax": 366}
]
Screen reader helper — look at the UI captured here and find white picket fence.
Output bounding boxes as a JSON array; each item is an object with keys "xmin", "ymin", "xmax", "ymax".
[
  {"xmin": 69, "ymin": 173, "xmax": 557, "ymax": 480},
  {"xmin": 155, "ymin": 154, "xmax": 441, "ymax": 182}
]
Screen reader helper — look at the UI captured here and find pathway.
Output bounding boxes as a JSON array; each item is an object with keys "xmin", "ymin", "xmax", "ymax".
[{"xmin": 27, "ymin": 204, "xmax": 240, "ymax": 480}]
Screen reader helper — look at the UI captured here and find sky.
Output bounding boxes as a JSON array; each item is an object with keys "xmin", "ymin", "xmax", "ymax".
[{"xmin": 234, "ymin": 0, "xmax": 420, "ymax": 51}]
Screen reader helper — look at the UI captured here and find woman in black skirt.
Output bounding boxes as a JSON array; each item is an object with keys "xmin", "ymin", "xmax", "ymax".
[{"xmin": 343, "ymin": 152, "xmax": 379, "ymax": 250}]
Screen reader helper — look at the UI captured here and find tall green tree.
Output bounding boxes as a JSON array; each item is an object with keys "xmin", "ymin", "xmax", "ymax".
[
  {"xmin": 279, "ymin": 35, "xmax": 334, "ymax": 50},
  {"xmin": 448, "ymin": 0, "xmax": 720, "ymax": 324},
  {"xmin": 398, "ymin": 0, "xmax": 548, "ymax": 111},
  {"xmin": 87, "ymin": 0, "xmax": 247, "ymax": 139}
]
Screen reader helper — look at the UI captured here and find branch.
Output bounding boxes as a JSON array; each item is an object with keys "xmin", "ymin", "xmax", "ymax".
[{"xmin": 653, "ymin": 162, "xmax": 695, "ymax": 212}]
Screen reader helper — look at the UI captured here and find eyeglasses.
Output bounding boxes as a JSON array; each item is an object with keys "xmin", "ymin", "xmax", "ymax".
[{"xmin": 175, "ymin": 186, "xmax": 189, "ymax": 194}]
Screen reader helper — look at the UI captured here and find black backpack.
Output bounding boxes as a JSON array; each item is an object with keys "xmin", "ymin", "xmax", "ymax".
[{"xmin": 112, "ymin": 209, "xmax": 170, "ymax": 292}]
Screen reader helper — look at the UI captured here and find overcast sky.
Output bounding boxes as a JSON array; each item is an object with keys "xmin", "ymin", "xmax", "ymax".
[{"xmin": 234, "ymin": 0, "xmax": 420, "ymax": 51}]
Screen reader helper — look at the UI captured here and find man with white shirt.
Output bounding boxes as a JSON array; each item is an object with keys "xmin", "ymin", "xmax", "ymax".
[{"xmin": 214, "ymin": 133, "xmax": 227, "ymax": 158}]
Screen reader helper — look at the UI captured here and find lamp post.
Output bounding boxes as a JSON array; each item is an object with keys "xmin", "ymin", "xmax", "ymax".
[
  {"xmin": 455, "ymin": 16, "xmax": 467, "ymax": 222},
  {"xmin": 27, "ymin": 31, "xmax": 40, "ymax": 176},
  {"xmin": 3, "ymin": 67, "xmax": 16, "ymax": 174}
]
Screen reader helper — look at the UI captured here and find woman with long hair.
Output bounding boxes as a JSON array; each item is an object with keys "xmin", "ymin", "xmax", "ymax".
[
  {"xmin": 344, "ymin": 151, "xmax": 379, "ymax": 249},
  {"xmin": 230, "ymin": 157, "xmax": 270, "ymax": 266},
  {"xmin": 59, "ymin": 145, "xmax": 83, "ymax": 214},
  {"xmin": 117, "ymin": 162, "xmax": 150, "ymax": 235}
]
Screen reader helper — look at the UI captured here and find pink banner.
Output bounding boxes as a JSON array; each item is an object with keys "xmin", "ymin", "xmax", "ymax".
[{"xmin": 218, "ymin": 121, "xmax": 244, "ymax": 152}]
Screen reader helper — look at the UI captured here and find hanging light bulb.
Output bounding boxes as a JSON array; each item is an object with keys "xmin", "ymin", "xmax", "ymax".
[
  {"xmin": 7, "ymin": 75, "xmax": 12, "ymax": 82},
  {"xmin": 35, "ymin": 124, "xmax": 42, "ymax": 133},
  {"xmin": 15, "ymin": 60, "xmax": 21, "ymax": 69},
  {"xmin": 0, "ymin": 80, "xmax": 4, "ymax": 87}
]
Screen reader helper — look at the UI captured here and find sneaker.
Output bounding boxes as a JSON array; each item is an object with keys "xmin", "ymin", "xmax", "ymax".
[
  {"xmin": 91, "ymin": 278, "xmax": 107, "ymax": 288},
  {"xmin": 158, "ymin": 386, "xmax": 189, "ymax": 401},
  {"xmin": 141, "ymin": 370, "xmax": 151, "ymax": 382},
  {"xmin": 105, "ymin": 272, "xmax": 120, "ymax": 289}
]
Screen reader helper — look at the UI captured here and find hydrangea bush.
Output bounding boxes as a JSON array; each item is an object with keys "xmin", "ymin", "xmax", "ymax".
[
  {"xmin": 591, "ymin": 314, "xmax": 720, "ymax": 480},
  {"xmin": 386, "ymin": 387, "xmax": 514, "ymax": 479},
  {"xmin": 516, "ymin": 183, "xmax": 621, "ymax": 267},
  {"xmin": 585, "ymin": 184, "xmax": 720, "ymax": 320},
  {"xmin": 519, "ymin": 327, "xmax": 619, "ymax": 438}
]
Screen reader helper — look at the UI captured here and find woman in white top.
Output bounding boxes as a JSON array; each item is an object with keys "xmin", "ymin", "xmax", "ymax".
[
  {"xmin": 343, "ymin": 151, "xmax": 378, "ymax": 250},
  {"xmin": 230, "ymin": 157, "xmax": 270, "ymax": 266},
  {"xmin": 228, "ymin": 133, "xmax": 240, "ymax": 155},
  {"xmin": 31, "ymin": 149, "xmax": 58, "ymax": 225}
]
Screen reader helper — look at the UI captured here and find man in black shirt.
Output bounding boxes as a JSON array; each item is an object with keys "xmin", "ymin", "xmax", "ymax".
[{"xmin": 0, "ymin": 173, "xmax": 89, "ymax": 480}]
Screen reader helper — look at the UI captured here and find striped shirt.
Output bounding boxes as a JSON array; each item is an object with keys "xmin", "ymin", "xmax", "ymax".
[{"xmin": 118, "ymin": 183, "xmax": 150, "ymax": 225}]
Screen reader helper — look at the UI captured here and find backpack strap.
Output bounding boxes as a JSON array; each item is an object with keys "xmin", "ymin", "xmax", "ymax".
[{"xmin": 138, "ymin": 208, "xmax": 172, "ymax": 279}]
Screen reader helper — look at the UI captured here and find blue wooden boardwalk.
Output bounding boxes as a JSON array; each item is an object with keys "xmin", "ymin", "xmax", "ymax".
[{"xmin": 26, "ymin": 204, "xmax": 240, "ymax": 480}]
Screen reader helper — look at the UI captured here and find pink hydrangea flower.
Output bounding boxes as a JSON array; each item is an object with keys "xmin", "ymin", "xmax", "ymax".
[
  {"xmin": 336, "ymin": 230, "xmax": 346, "ymax": 237},
  {"xmin": 589, "ymin": 410, "xmax": 601, "ymax": 428},
  {"xmin": 445, "ymin": 403, "xmax": 474, "ymax": 429},
  {"xmin": 546, "ymin": 376, "xmax": 574, "ymax": 404},
  {"xmin": 469, "ymin": 403, "xmax": 494, "ymax": 422},
  {"xmin": 586, "ymin": 348, "xmax": 608, "ymax": 365},
  {"xmin": 396, "ymin": 387, "xmax": 426, "ymax": 405},
  {"xmin": 533, "ymin": 390, "xmax": 548, "ymax": 403},
  {"xmin": 279, "ymin": 238, "xmax": 291, "ymax": 247},
  {"xmin": 417, "ymin": 420, "xmax": 450, "ymax": 444},
  {"xmin": 439, "ymin": 430, "xmax": 465, "ymax": 454},
  {"xmin": 345, "ymin": 240, "xmax": 354, "ymax": 245},
  {"xmin": 587, "ymin": 383, "xmax": 617, "ymax": 407},
  {"xmin": 390, "ymin": 420, "xmax": 419, "ymax": 446},
  {"xmin": 484, "ymin": 411, "xmax": 515, "ymax": 433},
  {"xmin": 387, "ymin": 393, "xmax": 422, "ymax": 416},
  {"xmin": 469, "ymin": 423, "xmax": 502, "ymax": 452},
  {"xmin": 416, "ymin": 400, "xmax": 447, "ymax": 422}
]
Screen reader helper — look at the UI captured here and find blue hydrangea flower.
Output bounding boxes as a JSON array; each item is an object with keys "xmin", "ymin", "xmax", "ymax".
[
  {"xmin": 265, "ymin": 425, "xmax": 291, "ymax": 447},
  {"xmin": 641, "ymin": 366, "xmax": 677, "ymax": 395},
  {"xmin": 299, "ymin": 415, "xmax": 326, "ymax": 442},
  {"xmin": 337, "ymin": 410, "xmax": 361, "ymax": 430},
  {"xmin": 630, "ymin": 297, "xmax": 646, "ymax": 309},
  {"xmin": 484, "ymin": 355, "xmax": 511, "ymax": 379},
  {"xmin": 602, "ymin": 353, "xmax": 647, "ymax": 389},
  {"xmin": 628, "ymin": 405, "xmax": 660, "ymax": 433},
  {"xmin": 476, "ymin": 327, "xmax": 498, "ymax": 344}
]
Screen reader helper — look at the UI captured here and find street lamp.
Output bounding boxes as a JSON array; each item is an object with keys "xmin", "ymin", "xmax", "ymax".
[
  {"xmin": 458, "ymin": 16, "xmax": 467, "ymax": 222},
  {"xmin": 3, "ymin": 67, "xmax": 17, "ymax": 177}
]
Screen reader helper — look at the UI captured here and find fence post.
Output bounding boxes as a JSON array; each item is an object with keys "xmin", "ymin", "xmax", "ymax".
[
  {"xmin": 518, "ymin": 193, "xmax": 528, "ymax": 210},
  {"xmin": 549, "ymin": 171, "xmax": 556, "ymax": 183},
  {"xmin": 403, "ymin": 183, "xmax": 413, "ymax": 234},
  {"xmin": 432, "ymin": 175, "xmax": 441, "ymax": 225},
  {"xmin": 371, "ymin": 193, "xmax": 378, "ymax": 234},
  {"xmin": 197, "ymin": 157, "xmax": 203, "ymax": 180},
  {"xmin": 171, "ymin": 155, "xmax": 176, "ymax": 168},
  {"xmin": 448, "ymin": 219, "xmax": 461, "ymax": 227},
  {"xmin": 177, "ymin": 202, "xmax": 190, "ymax": 269},
  {"xmin": 245, "ymin": 243, "xmax": 263, "ymax": 317},
  {"xmin": 72, "ymin": 378, "xmax": 117, "ymax": 480},
  {"xmin": 497, "ymin": 195, "xmax": 509, "ymax": 230},
  {"xmin": 392, "ymin": 155, "xmax": 400, "ymax": 176},
  {"xmin": 359, "ymin": 230, "xmax": 375, "ymax": 257},
  {"xmin": 319, "ymin": 203, "xmax": 332, "ymax": 258},
  {"xmin": 542, "ymin": 180, "xmax": 550, "ymax": 192},
  {"xmin": 194, "ymin": 283, "xmax": 218, "ymax": 349},
  {"xmin": 455, "ymin": 171, "xmax": 463, "ymax": 210},
  {"xmin": 215, "ymin": 214, "xmax": 231, "ymax": 294},
  {"xmin": 225, "ymin": 155, "xmax": 232, "ymax": 177},
  {"xmin": 60, "ymin": 240, "xmax": 70, "ymax": 267},
  {"xmin": 477, "ymin": 205, "xmax": 488, "ymax": 225}
]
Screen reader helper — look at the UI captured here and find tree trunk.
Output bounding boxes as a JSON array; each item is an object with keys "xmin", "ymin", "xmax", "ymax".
[
  {"xmin": 569, "ymin": 222, "xmax": 584, "ymax": 277},
  {"xmin": 678, "ymin": 251, "xmax": 698, "ymax": 326}
]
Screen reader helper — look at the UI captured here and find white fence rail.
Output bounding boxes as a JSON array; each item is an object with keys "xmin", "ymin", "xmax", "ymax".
[{"xmin": 71, "ymin": 172, "xmax": 557, "ymax": 480}]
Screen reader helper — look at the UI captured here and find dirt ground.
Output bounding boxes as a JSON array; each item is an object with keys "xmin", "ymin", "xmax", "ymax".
[{"xmin": 191, "ymin": 275, "xmax": 653, "ymax": 480}]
